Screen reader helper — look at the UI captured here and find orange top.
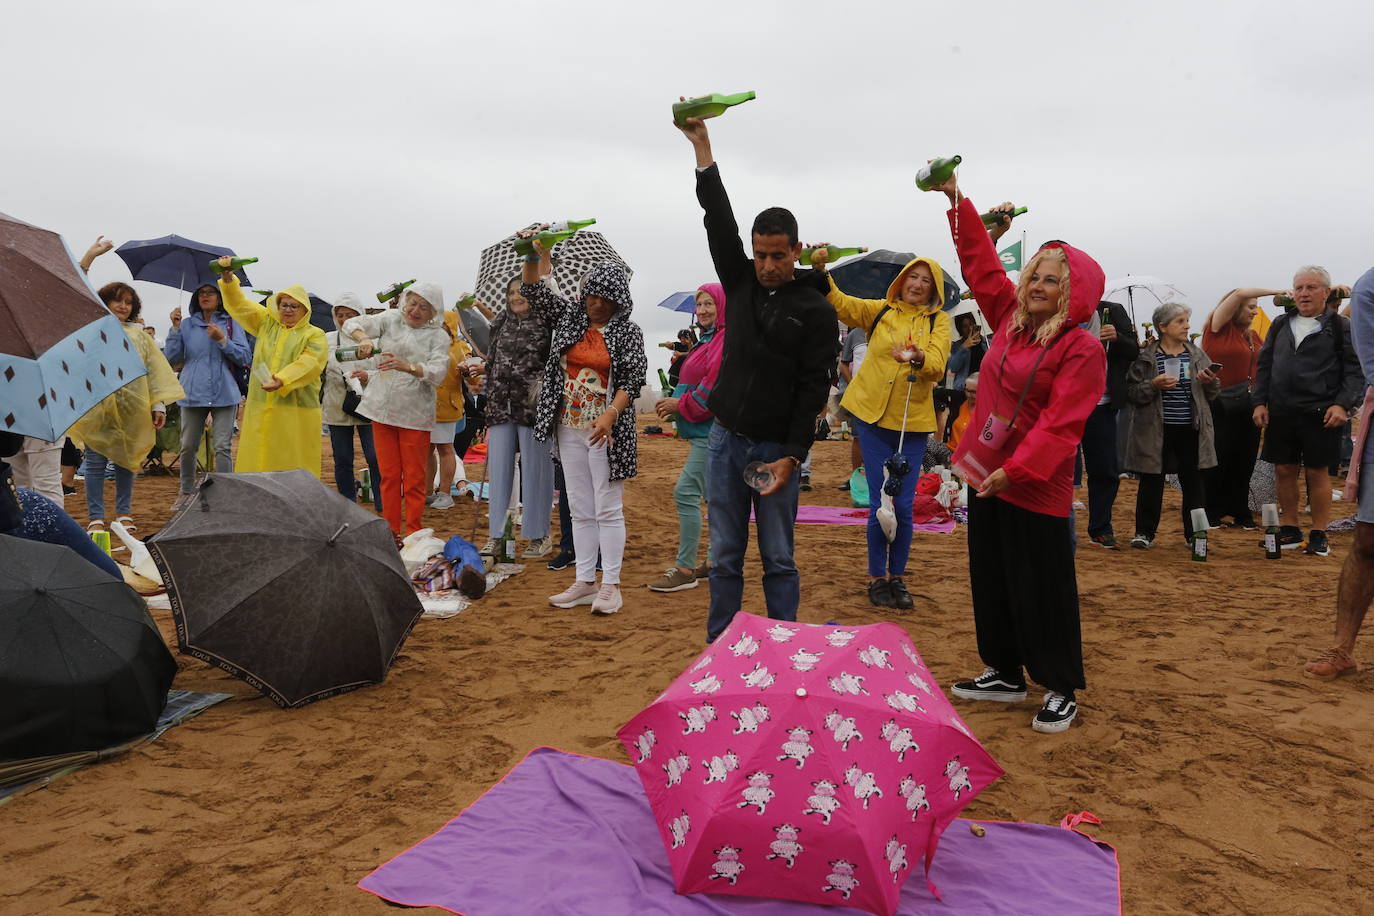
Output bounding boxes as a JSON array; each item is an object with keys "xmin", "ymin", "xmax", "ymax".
[
  {"xmin": 947, "ymin": 400, "xmax": 973, "ymax": 450},
  {"xmin": 560, "ymin": 329, "xmax": 611, "ymax": 429}
]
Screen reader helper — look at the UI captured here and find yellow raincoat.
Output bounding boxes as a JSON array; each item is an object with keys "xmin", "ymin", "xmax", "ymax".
[
  {"xmin": 69, "ymin": 323, "xmax": 186, "ymax": 471},
  {"xmin": 827, "ymin": 257, "xmax": 952, "ymax": 432},
  {"xmin": 219, "ymin": 275, "xmax": 329, "ymax": 477},
  {"xmin": 435, "ymin": 312, "xmax": 472, "ymax": 424}
]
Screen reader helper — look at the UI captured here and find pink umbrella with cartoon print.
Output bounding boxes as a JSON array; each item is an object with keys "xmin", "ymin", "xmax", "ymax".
[{"xmin": 616, "ymin": 612, "xmax": 1003, "ymax": 916}]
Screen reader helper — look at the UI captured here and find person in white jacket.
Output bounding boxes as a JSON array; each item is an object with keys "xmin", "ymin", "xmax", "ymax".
[
  {"xmin": 340, "ymin": 282, "xmax": 451, "ymax": 539},
  {"xmin": 324, "ymin": 293, "xmax": 383, "ymax": 513}
]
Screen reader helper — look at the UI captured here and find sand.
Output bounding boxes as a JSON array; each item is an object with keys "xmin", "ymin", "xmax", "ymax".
[{"xmin": 2, "ymin": 425, "xmax": 1371, "ymax": 915}]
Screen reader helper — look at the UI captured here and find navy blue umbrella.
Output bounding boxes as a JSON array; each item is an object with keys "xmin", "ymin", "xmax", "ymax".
[
  {"xmin": 829, "ymin": 249, "xmax": 962, "ymax": 310},
  {"xmin": 115, "ymin": 235, "xmax": 251, "ymax": 292},
  {"xmin": 654, "ymin": 291, "xmax": 698, "ymax": 314}
]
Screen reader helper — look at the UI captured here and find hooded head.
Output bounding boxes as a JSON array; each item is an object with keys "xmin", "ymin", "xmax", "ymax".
[
  {"xmin": 580, "ymin": 263, "xmax": 633, "ymax": 326},
  {"xmin": 1009, "ymin": 241, "xmax": 1105, "ymax": 345},
  {"xmin": 332, "ymin": 292, "xmax": 365, "ymax": 328},
  {"xmin": 268, "ymin": 284, "xmax": 313, "ymax": 329},
  {"xmin": 400, "ymin": 281, "xmax": 444, "ymax": 329},
  {"xmin": 695, "ymin": 281, "xmax": 727, "ymax": 333},
  {"xmin": 885, "ymin": 258, "xmax": 946, "ymax": 311},
  {"xmin": 189, "ymin": 283, "xmax": 223, "ymax": 316}
]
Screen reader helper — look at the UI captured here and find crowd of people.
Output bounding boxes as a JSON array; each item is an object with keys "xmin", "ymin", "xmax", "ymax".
[{"xmin": 5, "ymin": 114, "xmax": 1373, "ymax": 737}]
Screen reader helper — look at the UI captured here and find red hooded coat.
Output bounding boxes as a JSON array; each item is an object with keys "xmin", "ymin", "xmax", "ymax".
[{"xmin": 947, "ymin": 198, "xmax": 1106, "ymax": 517}]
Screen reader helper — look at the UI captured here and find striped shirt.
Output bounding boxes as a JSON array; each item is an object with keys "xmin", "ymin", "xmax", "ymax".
[{"xmin": 1157, "ymin": 350, "xmax": 1194, "ymax": 425}]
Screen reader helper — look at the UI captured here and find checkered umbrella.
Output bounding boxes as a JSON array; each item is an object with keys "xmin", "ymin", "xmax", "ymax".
[{"xmin": 474, "ymin": 223, "xmax": 631, "ymax": 312}]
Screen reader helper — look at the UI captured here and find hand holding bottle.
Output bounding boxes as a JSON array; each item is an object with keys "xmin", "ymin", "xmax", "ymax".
[
  {"xmin": 349, "ymin": 369, "xmax": 369, "ymax": 385},
  {"xmin": 806, "ymin": 242, "xmax": 832, "ymax": 270},
  {"xmin": 655, "ymin": 396, "xmax": 681, "ymax": 419},
  {"xmin": 675, "ymin": 97, "xmax": 715, "ymax": 168},
  {"xmin": 984, "ymin": 201, "xmax": 1018, "ymax": 242},
  {"xmin": 922, "ymin": 164, "xmax": 961, "ymax": 205}
]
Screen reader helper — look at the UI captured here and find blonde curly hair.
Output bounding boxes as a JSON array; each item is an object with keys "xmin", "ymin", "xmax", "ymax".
[{"xmin": 1010, "ymin": 247, "xmax": 1072, "ymax": 345}]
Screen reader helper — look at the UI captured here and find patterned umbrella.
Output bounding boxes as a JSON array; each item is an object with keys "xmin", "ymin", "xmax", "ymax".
[
  {"xmin": 474, "ymin": 223, "xmax": 631, "ymax": 312},
  {"xmin": 114, "ymin": 234, "xmax": 252, "ymax": 292},
  {"xmin": 617, "ymin": 612, "xmax": 1003, "ymax": 916},
  {"xmin": 0, "ymin": 212, "xmax": 149, "ymax": 440}
]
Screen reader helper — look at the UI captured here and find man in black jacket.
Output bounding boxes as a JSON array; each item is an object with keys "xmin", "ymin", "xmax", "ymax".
[
  {"xmin": 677, "ymin": 112, "xmax": 837, "ymax": 642},
  {"xmin": 1253, "ymin": 265, "xmax": 1363, "ymax": 556},
  {"xmin": 1082, "ymin": 301, "xmax": 1140, "ymax": 548}
]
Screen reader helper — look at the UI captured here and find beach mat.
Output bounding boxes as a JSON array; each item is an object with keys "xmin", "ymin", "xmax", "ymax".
[
  {"xmin": 359, "ymin": 747, "xmax": 1120, "ymax": 916},
  {"xmin": 0, "ymin": 689, "xmax": 233, "ymax": 803},
  {"xmin": 420, "ymin": 562, "xmax": 523, "ymax": 619},
  {"xmin": 755, "ymin": 505, "xmax": 957, "ymax": 534}
]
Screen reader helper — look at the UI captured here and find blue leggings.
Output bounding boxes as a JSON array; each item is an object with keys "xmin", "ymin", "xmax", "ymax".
[{"xmin": 855, "ymin": 419, "xmax": 929, "ymax": 577}]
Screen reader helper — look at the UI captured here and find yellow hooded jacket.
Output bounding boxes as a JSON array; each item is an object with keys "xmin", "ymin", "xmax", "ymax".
[
  {"xmin": 219, "ymin": 275, "xmax": 329, "ymax": 477},
  {"xmin": 69, "ymin": 323, "xmax": 186, "ymax": 472},
  {"xmin": 435, "ymin": 312, "xmax": 472, "ymax": 424},
  {"xmin": 828, "ymin": 257, "xmax": 952, "ymax": 432}
]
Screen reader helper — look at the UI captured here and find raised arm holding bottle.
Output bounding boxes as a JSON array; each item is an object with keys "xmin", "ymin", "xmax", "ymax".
[{"xmin": 677, "ymin": 104, "xmax": 837, "ymax": 643}]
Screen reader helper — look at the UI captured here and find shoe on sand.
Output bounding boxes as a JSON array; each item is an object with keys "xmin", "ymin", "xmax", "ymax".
[
  {"xmin": 695, "ymin": 562, "xmax": 710, "ymax": 579},
  {"xmin": 648, "ymin": 567, "xmax": 698, "ymax": 592},
  {"xmin": 1303, "ymin": 647, "xmax": 1359, "ymax": 680},
  {"xmin": 951, "ymin": 668, "xmax": 1028, "ymax": 703},
  {"xmin": 591, "ymin": 584, "xmax": 623, "ymax": 615},
  {"xmin": 522, "ymin": 535, "xmax": 554, "ymax": 559},
  {"xmin": 1032, "ymin": 691, "xmax": 1078, "ymax": 733},
  {"xmin": 430, "ymin": 492, "xmax": 455, "ymax": 510},
  {"xmin": 550, "ymin": 580, "xmax": 597, "ymax": 608}
]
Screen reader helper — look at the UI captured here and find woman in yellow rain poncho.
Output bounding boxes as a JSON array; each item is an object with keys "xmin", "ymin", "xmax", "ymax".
[
  {"xmin": 217, "ymin": 263, "xmax": 329, "ymax": 478},
  {"xmin": 70, "ymin": 282, "xmax": 185, "ymax": 532}
]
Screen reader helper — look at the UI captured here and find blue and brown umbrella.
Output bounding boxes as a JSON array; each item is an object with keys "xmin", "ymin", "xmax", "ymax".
[{"xmin": 0, "ymin": 212, "xmax": 148, "ymax": 441}]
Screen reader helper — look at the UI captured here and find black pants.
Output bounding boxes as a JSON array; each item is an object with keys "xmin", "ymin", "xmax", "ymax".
[
  {"xmin": 1081, "ymin": 404, "xmax": 1120, "ymax": 537},
  {"xmin": 968, "ymin": 496, "xmax": 1085, "ymax": 695},
  {"xmin": 1204, "ymin": 398, "xmax": 1259, "ymax": 524},
  {"xmin": 1135, "ymin": 424, "xmax": 1206, "ymax": 540},
  {"xmin": 554, "ymin": 458, "xmax": 573, "ymax": 554}
]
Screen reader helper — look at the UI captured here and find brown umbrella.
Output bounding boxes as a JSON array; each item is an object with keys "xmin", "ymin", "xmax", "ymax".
[{"xmin": 0, "ymin": 212, "xmax": 148, "ymax": 440}]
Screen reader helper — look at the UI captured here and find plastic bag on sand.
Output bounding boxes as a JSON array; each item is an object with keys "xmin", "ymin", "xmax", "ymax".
[{"xmin": 400, "ymin": 529, "xmax": 446, "ymax": 570}]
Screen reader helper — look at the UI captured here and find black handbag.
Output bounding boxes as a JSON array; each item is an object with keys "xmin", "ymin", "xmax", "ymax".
[{"xmin": 1217, "ymin": 382, "xmax": 1251, "ymax": 412}]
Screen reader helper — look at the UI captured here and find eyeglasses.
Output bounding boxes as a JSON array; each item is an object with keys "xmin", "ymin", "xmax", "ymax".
[{"xmin": 277, "ymin": 302, "xmax": 305, "ymax": 311}]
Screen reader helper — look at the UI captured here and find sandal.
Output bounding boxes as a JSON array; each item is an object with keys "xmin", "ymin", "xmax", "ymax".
[
  {"xmin": 86, "ymin": 519, "xmax": 106, "ymax": 531},
  {"xmin": 115, "ymin": 515, "xmax": 137, "ymax": 533}
]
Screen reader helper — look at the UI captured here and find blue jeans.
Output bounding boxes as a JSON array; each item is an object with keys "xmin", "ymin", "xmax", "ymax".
[
  {"xmin": 487, "ymin": 423, "xmax": 553, "ymax": 539},
  {"xmin": 706, "ymin": 424, "xmax": 801, "ymax": 642},
  {"xmin": 328, "ymin": 424, "xmax": 382, "ymax": 513},
  {"xmin": 854, "ymin": 419, "xmax": 929, "ymax": 577},
  {"xmin": 179, "ymin": 404, "xmax": 237, "ymax": 495},
  {"xmin": 82, "ymin": 448, "xmax": 133, "ymax": 521},
  {"xmin": 11, "ymin": 488, "xmax": 121, "ymax": 579}
]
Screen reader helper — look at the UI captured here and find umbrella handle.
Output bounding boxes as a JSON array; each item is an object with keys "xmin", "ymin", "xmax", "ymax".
[{"xmin": 328, "ymin": 523, "xmax": 349, "ymax": 545}]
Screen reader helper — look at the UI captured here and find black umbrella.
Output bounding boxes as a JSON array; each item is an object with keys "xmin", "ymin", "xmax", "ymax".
[
  {"xmin": 829, "ymin": 249, "xmax": 962, "ymax": 308},
  {"xmin": 146, "ymin": 471, "xmax": 423, "ymax": 709},
  {"xmin": 0, "ymin": 535, "xmax": 175, "ymax": 760}
]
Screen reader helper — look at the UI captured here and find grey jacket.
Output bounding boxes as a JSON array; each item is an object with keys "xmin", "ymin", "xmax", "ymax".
[{"xmin": 1124, "ymin": 339, "xmax": 1220, "ymax": 475}]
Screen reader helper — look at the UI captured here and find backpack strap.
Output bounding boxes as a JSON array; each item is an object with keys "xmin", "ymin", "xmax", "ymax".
[{"xmin": 866, "ymin": 306, "xmax": 939, "ymax": 339}]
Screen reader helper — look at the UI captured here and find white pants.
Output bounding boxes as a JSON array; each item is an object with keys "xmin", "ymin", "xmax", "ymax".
[
  {"xmin": 556, "ymin": 424, "xmax": 625, "ymax": 585},
  {"xmin": 11, "ymin": 438, "xmax": 63, "ymax": 506}
]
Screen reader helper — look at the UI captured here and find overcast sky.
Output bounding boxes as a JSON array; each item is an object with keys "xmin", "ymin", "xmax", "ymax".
[{"xmin": 4, "ymin": 0, "xmax": 1372, "ymax": 369}]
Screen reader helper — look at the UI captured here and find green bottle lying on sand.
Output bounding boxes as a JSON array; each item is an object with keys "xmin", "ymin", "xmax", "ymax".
[
  {"xmin": 672, "ymin": 91, "xmax": 756, "ymax": 127},
  {"xmin": 915, "ymin": 156, "xmax": 961, "ymax": 191},
  {"xmin": 377, "ymin": 279, "xmax": 416, "ymax": 304},
  {"xmin": 209, "ymin": 257, "xmax": 258, "ymax": 275},
  {"xmin": 512, "ymin": 219, "xmax": 598, "ymax": 256},
  {"xmin": 980, "ymin": 206, "xmax": 1028, "ymax": 227},
  {"xmin": 800, "ymin": 246, "xmax": 868, "ymax": 266}
]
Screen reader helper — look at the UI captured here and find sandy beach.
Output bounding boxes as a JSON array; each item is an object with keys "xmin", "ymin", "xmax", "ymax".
[{"xmin": 2, "ymin": 424, "xmax": 1370, "ymax": 915}]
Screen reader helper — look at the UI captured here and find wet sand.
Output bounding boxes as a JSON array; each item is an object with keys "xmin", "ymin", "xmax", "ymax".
[{"xmin": 2, "ymin": 425, "xmax": 1370, "ymax": 914}]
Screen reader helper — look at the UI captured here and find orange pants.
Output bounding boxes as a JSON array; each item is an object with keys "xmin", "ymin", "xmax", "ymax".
[{"xmin": 372, "ymin": 422, "xmax": 430, "ymax": 536}]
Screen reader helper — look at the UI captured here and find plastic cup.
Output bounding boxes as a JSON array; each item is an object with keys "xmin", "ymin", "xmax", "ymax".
[
  {"xmin": 89, "ymin": 530, "xmax": 111, "ymax": 555},
  {"xmin": 743, "ymin": 461, "xmax": 773, "ymax": 492},
  {"xmin": 1162, "ymin": 357, "xmax": 1182, "ymax": 379}
]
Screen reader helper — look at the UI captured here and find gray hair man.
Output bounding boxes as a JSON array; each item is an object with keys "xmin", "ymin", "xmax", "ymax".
[{"xmin": 1252, "ymin": 266, "xmax": 1362, "ymax": 556}]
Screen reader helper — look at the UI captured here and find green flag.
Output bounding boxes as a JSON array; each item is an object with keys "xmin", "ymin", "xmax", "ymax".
[{"xmin": 998, "ymin": 240, "xmax": 1023, "ymax": 272}]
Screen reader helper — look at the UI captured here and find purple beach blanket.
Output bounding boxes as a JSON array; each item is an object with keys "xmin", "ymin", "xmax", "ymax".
[{"xmin": 359, "ymin": 747, "xmax": 1120, "ymax": 916}]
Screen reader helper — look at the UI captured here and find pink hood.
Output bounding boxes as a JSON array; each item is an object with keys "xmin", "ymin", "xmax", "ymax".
[{"xmin": 676, "ymin": 283, "xmax": 727, "ymax": 425}]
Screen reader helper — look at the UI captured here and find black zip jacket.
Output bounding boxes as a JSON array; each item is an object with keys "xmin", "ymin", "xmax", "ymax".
[
  {"xmin": 1099, "ymin": 300, "xmax": 1140, "ymax": 409},
  {"xmin": 696, "ymin": 164, "xmax": 837, "ymax": 460},
  {"xmin": 1252, "ymin": 311, "xmax": 1362, "ymax": 413}
]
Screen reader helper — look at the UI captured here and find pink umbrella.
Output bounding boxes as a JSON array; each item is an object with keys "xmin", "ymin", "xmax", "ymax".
[{"xmin": 617, "ymin": 612, "xmax": 1003, "ymax": 916}]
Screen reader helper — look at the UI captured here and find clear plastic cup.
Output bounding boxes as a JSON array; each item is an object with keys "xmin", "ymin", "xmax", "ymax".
[
  {"xmin": 743, "ymin": 461, "xmax": 773, "ymax": 492},
  {"xmin": 1162, "ymin": 357, "xmax": 1182, "ymax": 379}
]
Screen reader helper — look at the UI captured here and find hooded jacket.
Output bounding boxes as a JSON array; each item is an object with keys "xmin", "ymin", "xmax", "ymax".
[
  {"xmin": 341, "ymin": 281, "xmax": 452, "ymax": 432},
  {"xmin": 524, "ymin": 263, "xmax": 647, "ymax": 481},
  {"xmin": 947, "ymin": 197, "xmax": 1107, "ymax": 517},
  {"xmin": 163, "ymin": 284, "xmax": 252, "ymax": 408},
  {"xmin": 219, "ymin": 274, "xmax": 330, "ymax": 477},
  {"xmin": 322, "ymin": 293, "xmax": 378, "ymax": 427},
  {"xmin": 673, "ymin": 282, "xmax": 727, "ymax": 438},
  {"xmin": 826, "ymin": 258, "xmax": 952, "ymax": 432},
  {"xmin": 435, "ymin": 311, "xmax": 472, "ymax": 424},
  {"xmin": 69, "ymin": 321, "xmax": 186, "ymax": 472},
  {"xmin": 484, "ymin": 284, "xmax": 556, "ymax": 428},
  {"xmin": 696, "ymin": 164, "xmax": 838, "ymax": 460}
]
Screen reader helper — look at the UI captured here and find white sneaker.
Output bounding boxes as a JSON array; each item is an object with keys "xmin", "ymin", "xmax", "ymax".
[
  {"xmin": 522, "ymin": 535, "xmax": 554, "ymax": 559},
  {"xmin": 424, "ymin": 492, "xmax": 439, "ymax": 507},
  {"xmin": 431, "ymin": 492, "xmax": 455, "ymax": 510},
  {"xmin": 549, "ymin": 581, "xmax": 598, "ymax": 608},
  {"xmin": 479, "ymin": 538, "xmax": 497, "ymax": 556},
  {"xmin": 591, "ymin": 584, "xmax": 623, "ymax": 615}
]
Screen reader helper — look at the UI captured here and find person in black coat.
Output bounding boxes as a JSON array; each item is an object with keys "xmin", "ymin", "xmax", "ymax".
[{"xmin": 1082, "ymin": 300, "xmax": 1140, "ymax": 548}]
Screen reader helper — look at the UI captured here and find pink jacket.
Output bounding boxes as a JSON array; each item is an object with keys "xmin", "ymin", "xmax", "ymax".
[{"xmin": 677, "ymin": 283, "xmax": 727, "ymax": 426}]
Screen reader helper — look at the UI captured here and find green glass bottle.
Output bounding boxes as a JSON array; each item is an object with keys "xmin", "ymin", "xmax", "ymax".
[
  {"xmin": 978, "ymin": 206, "xmax": 1028, "ymax": 227},
  {"xmin": 799, "ymin": 246, "xmax": 868, "ymax": 266},
  {"xmin": 1261, "ymin": 504, "xmax": 1281, "ymax": 559},
  {"xmin": 658, "ymin": 368, "xmax": 673, "ymax": 397},
  {"xmin": 499, "ymin": 510, "xmax": 516, "ymax": 564},
  {"xmin": 1190, "ymin": 509, "xmax": 1209, "ymax": 562},
  {"xmin": 672, "ymin": 91, "xmax": 757, "ymax": 127},
  {"xmin": 959, "ymin": 290, "xmax": 975, "ymax": 301},
  {"xmin": 915, "ymin": 156, "xmax": 961, "ymax": 191},
  {"xmin": 208, "ymin": 256, "xmax": 258, "ymax": 275},
  {"xmin": 359, "ymin": 467, "xmax": 372, "ymax": 504},
  {"xmin": 251, "ymin": 289, "xmax": 274, "ymax": 297},
  {"xmin": 455, "ymin": 293, "xmax": 477, "ymax": 311},
  {"xmin": 512, "ymin": 219, "xmax": 597, "ymax": 256},
  {"xmin": 377, "ymin": 279, "xmax": 416, "ymax": 304}
]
